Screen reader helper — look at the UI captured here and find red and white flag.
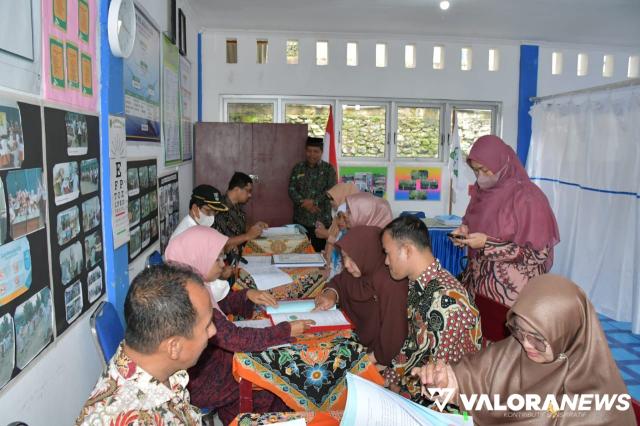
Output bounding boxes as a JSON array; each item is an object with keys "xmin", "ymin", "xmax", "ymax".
[{"xmin": 322, "ymin": 106, "xmax": 339, "ymax": 177}]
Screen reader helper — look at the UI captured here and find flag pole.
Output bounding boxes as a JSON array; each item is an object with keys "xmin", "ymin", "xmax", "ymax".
[{"xmin": 448, "ymin": 109, "xmax": 456, "ymax": 215}]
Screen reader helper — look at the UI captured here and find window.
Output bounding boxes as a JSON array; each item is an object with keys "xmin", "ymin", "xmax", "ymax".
[
  {"xmin": 577, "ymin": 53, "xmax": 588, "ymax": 76},
  {"xmin": 376, "ymin": 43, "xmax": 387, "ymax": 68},
  {"xmin": 227, "ymin": 103, "xmax": 274, "ymax": 123},
  {"xmin": 346, "ymin": 42, "xmax": 358, "ymax": 66},
  {"xmin": 396, "ymin": 106, "xmax": 441, "ymax": 158},
  {"xmin": 433, "ymin": 46, "xmax": 444, "ymax": 70},
  {"xmin": 461, "ymin": 47, "xmax": 472, "ymax": 71},
  {"xmin": 256, "ymin": 40, "xmax": 268, "ymax": 64},
  {"xmin": 453, "ymin": 108, "xmax": 494, "ymax": 155},
  {"xmin": 341, "ymin": 104, "xmax": 387, "ymax": 158},
  {"xmin": 226, "ymin": 39, "xmax": 237, "ymax": 64},
  {"xmin": 404, "ymin": 44, "xmax": 416, "ymax": 69},
  {"xmin": 316, "ymin": 41, "xmax": 328, "ymax": 66},
  {"xmin": 603, "ymin": 54, "xmax": 614, "ymax": 77},
  {"xmin": 488, "ymin": 49, "xmax": 500, "ymax": 71},
  {"xmin": 284, "ymin": 104, "xmax": 330, "ymax": 137},
  {"xmin": 628, "ymin": 55, "xmax": 639, "ymax": 78},
  {"xmin": 286, "ymin": 40, "xmax": 299, "ymax": 65},
  {"xmin": 551, "ymin": 52, "xmax": 563, "ymax": 75}
]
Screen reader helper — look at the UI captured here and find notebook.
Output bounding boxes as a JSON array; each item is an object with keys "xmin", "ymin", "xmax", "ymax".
[{"xmin": 266, "ymin": 299, "xmax": 352, "ymax": 333}]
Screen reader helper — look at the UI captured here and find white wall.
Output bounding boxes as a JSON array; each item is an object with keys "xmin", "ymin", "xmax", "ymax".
[
  {"xmin": 201, "ymin": 31, "xmax": 521, "ymax": 217},
  {"xmin": 0, "ymin": 1, "xmax": 203, "ymax": 424}
]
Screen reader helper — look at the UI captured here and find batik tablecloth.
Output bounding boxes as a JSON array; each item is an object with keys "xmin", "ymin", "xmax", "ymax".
[
  {"xmin": 231, "ymin": 411, "xmax": 342, "ymax": 426},
  {"xmin": 232, "ymin": 330, "xmax": 384, "ymax": 412},
  {"xmin": 243, "ymin": 236, "xmax": 315, "ymax": 255},
  {"xmin": 234, "ymin": 264, "xmax": 328, "ymax": 300}
]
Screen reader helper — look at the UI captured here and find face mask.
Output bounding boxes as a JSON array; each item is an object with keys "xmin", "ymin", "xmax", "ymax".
[
  {"xmin": 476, "ymin": 173, "xmax": 500, "ymax": 190},
  {"xmin": 204, "ymin": 279, "xmax": 230, "ymax": 303},
  {"xmin": 196, "ymin": 210, "xmax": 215, "ymax": 227}
]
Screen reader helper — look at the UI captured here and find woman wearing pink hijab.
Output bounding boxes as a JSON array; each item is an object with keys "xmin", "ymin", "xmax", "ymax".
[
  {"xmin": 450, "ymin": 135, "xmax": 560, "ymax": 307},
  {"xmin": 165, "ymin": 226, "xmax": 313, "ymax": 424},
  {"xmin": 345, "ymin": 192, "xmax": 393, "ymax": 228}
]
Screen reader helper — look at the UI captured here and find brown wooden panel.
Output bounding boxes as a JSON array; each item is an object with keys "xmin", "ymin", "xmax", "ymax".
[{"xmin": 194, "ymin": 122, "xmax": 252, "ymax": 192}]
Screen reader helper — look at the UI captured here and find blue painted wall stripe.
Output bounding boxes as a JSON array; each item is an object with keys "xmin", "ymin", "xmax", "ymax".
[
  {"xmin": 100, "ymin": 0, "xmax": 130, "ymax": 323},
  {"xmin": 517, "ymin": 45, "xmax": 539, "ymax": 167},
  {"xmin": 531, "ymin": 177, "xmax": 640, "ymax": 198},
  {"xmin": 198, "ymin": 32, "xmax": 202, "ymax": 122}
]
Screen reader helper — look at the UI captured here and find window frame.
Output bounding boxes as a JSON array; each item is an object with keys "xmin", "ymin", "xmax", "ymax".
[
  {"xmin": 392, "ymin": 102, "xmax": 445, "ymax": 162},
  {"xmin": 222, "ymin": 97, "xmax": 278, "ymax": 123},
  {"xmin": 337, "ymin": 100, "xmax": 390, "ymax": 162},
  {"xmin": 282, "ymin": 99, "xmax": 336, "ymax": 138},
  {"xmin": 447, "ymin": 102, "xmax": 501, "ymax": 157}
]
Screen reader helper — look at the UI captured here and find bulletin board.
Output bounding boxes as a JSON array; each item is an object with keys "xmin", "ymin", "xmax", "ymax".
[
  {"xmin": 44, "ymin": 106, "xmax": 104, "ymax": 336},
  {"xmin": 127, "ymin": 159, "xmax": 159, "ymax": 262},
  {"xmin": 42, "ymin": 0, "xmax": 98, "ymax": 111},
  {"xmin": 158, "ymin": 172, "xmax": 179, "ymax": 254},
  {"xmin": 0, "ymin": 101, "xmax": 53, "ymax": 391}
]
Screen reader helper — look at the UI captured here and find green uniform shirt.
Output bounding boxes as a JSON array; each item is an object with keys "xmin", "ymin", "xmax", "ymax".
[{"xmin": 288, "ymin": 160, "xmax": 337, "ymax": 227}]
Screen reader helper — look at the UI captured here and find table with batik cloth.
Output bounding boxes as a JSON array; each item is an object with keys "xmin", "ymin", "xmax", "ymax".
[
  {"xmin": 232, "ymin": 330, "xmax": 384, "ymax": 414},
  {"xmin": 233, "ymin": 263, "xmax": 328, "ymax": 300},
  {"xmin": 231, "ymin": 411, "xmax": 342, "ymax": 426},
  {"xmin": 243, "ymin": 234, "xmax": 315, "ymax": 255}
]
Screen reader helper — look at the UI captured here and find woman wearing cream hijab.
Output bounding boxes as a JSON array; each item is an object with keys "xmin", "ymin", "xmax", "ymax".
[{"xmin": 414, "ymin": 274, "xmax": 634, "ymax": 425}]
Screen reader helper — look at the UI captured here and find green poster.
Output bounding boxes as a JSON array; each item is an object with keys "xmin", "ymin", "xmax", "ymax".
[
  {"xmin": 65, "ymin": 42, "xmax": 80, "ymax": 89},
  {"xmin": 53, "ymin": 0, "xmax": 67, "ymax": 31},
  {"xmin": 49, "ymin": 38, "xmax": 65, "ymax": 89},
  {"xmin": 81, "ymin": 53, "xmax": 93, "ymax": 96},
  {"xmin": 78, "ymin": 0, "xmax": 90, "ymax": 43}
]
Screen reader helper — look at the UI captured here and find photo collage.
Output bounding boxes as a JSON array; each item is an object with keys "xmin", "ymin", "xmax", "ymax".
[
  {"xmin": 127, "ymin": 159, "xmax": 159, "ymax": 262},
  {"xmin": 158, "ymin": 172, "xmax": 179, "ymax": 254}
]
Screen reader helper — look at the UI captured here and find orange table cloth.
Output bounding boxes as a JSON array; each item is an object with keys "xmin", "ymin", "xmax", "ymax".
[
  {"xmin": 232, "ymin": 330, "xmax": 384, "ymax": 412},
  {"xmin": 231, "ymin": 411, "xmax": 342, "ymax": 426}
]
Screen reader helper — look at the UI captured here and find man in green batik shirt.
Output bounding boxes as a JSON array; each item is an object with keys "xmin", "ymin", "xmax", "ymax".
[{"xmin": 288, "ymin": 137, "xmax": 337, "ymax": 252}]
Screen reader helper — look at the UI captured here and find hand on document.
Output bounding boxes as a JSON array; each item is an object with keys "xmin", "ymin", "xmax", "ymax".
[
  {"xmin": 246, "ymin": 289, "xmax": 278, "ymax": 307},
  {"xmin": 411, "ymin": 359, "xmax": 459, "ymax": 405},
  {"xmin": 289, "ymin": 319, "xmax": 316, "ymax": 337}
]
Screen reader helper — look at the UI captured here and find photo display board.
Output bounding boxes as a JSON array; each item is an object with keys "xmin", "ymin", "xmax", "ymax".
[
  {"xmin": 127, "ymin": 159, "xmax": 159, "ymax": 262},
  {"xmin": 158, "ymin": 172, "xmax": 179, "ymax": 254},
  {"xmin": 44, "ymin": 107, "xmax": 105, "ymax": 336},
  {"xmin": 0, "ymin": 101, "xmax": 53, "ymax": 390}
]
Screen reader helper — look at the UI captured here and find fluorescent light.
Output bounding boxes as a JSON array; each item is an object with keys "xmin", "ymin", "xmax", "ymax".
[{"xmin": 440, "ymin": 1, "xmax": 450, "ymax": 11}]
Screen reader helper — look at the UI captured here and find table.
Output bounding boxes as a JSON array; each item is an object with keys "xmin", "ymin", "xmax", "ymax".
[
  {"xmin": 231, "ymin": 411, "xmax": 342, "ymax": 426},
  {"xmin": 234, "ymin": 265, "xmax": 328, "ymax": 300},
  {"xmin": 424, "ymin": 219, "xmax": 466, "ymax": 277},
  {"xmin": 232, "ymin": 330, "xmax": 384, "ymax": 413},
  {"xmin": 243, "ymin": 235, "xmax": 315, "ymax": 255}
]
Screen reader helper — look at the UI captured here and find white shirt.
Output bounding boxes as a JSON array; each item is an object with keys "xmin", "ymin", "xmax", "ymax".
[{"xmin": 170, "ymin": 215, "xmax": 197, "ymax": 241}]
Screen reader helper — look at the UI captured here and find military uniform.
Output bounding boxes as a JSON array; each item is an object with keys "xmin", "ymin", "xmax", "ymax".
[
  {"xmin": 213, "ymin": 195, "xmax": 246, "ymax": 257},
  {"xmin": 288, "ymin": 160, "xmax": 336, "ymax": 251}
]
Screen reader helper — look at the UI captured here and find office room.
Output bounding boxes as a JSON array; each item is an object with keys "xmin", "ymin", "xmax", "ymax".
[{"xmin": 0, "ymin": 0, "xmax": 639, "ymax": 424}]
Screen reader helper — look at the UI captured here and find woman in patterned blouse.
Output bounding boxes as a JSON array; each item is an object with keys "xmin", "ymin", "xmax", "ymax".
[{"xmin": 450, "ymin": 136, "xmax": 560, "ymax": 307}]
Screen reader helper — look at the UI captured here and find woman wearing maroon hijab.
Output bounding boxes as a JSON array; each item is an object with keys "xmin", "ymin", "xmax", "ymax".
[
  {"xmin": 314, "ymin": 226, "xmax": 408, "ymax": 366},
  {"xmin": 450, "ymin": 135, "xmax": 560, "ymax": 307}
]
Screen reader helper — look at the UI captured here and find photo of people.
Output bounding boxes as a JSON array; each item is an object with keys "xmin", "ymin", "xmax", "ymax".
[
  {"xmin": 80, "ymin": 158, "xmax": 99, "ymax": 195},
  {"xmin": 141, "ymin": 220, "xmax": 150, "ymax": 248},
  {"xmin": 84, "ymin": 231, "xmax": 102, "ymax": 269},
  {"xmin": 15, "ymin": 287, "xmax": 53, "ymax": 370},
  {"xmin": 87, "ymin": 266, "xmax": 103, "ymax": 303},
  {"xmin": 0, "ymin": 178, "xmax": 8, "ymax": 244},
  {"xmin": 141, "ymin": 193, "xmax": 151, "ymax": 219},
  {"xmin": 127, "ymin": 167, "xmax": 139, "ymax": 196},
  {"xmin": 148, "ymin": 165, "xmax": 157, "ymax": 185},
  {"xmin": 128, "ymin": 198, "xmax": 140, "ymax": 227},
  {"xmin": 56, "ymin": 206, "xmax": 81, "ymax": 246},
  {"xmin": 150, "ymin": 217, "xmax": 158, "ymax": 239},
  {"xmin": 6, "ymin": 168, "xmax": 46, "ymax": 239},
  {"xmin": 59, "ymin": 241, "xmax": 83, "ymax": 285},
  {"xmin": 0, "ymin": 101, "xmax": 25, "ymax": 170},
  {"xmin": 64, "ymin": 280, "xmax": 83, "ymax": 324},
  {"xmin": 394, "ymin": 167, "xmax": 442, "ymax": 201},
  {"xmin": 82, "ymin": 196, "xmax": 101, "ymax": 232},
  {"xmin": 129, "ymin": 226, "xmax": 141, "ymax": 259},
  {"xmin": 65, "ymin": 112, "xmax": 88, "ymax": 156},
  {"xmin": 339, "ymin": 166, "xmax": 388, "ymax": 198},
  {"xmin": 149, "ymin": 189, "xmax": 157, "ymax": 212},
  {"xmin": 138, "ymin": 166, "xmax": 149, "ymax": 190},
  {"xmin": 0, "ymin": 313, "xmax": 15, "ymax": 390},
  {"xmin": 53, "ymin": 161, "xmax": 80, "ymax": 205}
]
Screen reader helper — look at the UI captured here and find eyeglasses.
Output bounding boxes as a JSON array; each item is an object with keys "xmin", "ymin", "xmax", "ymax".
[{"xmin": 507, "ymin": 323, "xmax": 547, "ymax": 352}]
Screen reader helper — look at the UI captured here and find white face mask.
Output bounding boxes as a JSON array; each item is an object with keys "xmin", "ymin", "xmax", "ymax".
[
  {"xmin": 196, "ymin": 210, "xmax": 215, "ymax": 227},
  {"xmin": 204, "ymin": 279, "xmax": 230, "ymax": 303}
]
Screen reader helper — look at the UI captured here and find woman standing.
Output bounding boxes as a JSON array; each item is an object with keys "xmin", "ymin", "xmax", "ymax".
[{"xmin": 451, "ymin": 135, "xmax": 560, "ymax": 306}]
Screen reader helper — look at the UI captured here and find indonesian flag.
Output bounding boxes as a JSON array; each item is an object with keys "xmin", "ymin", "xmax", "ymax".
[{"xmin": 322, "ymin": 106, "xmax": 339, "ymax": 177}]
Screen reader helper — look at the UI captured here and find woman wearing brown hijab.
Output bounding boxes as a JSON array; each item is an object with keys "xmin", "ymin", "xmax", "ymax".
[
  {"xmin": 314, "ymin": 226, "xmax": 409, "ymax": 366},
  {"xmin": 414, "ymin": 274, "xmax": 634, "ymax": 425}
]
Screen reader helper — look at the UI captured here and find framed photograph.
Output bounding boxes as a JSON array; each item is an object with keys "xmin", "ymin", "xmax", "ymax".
[
  {"xmin": 81, "ymin": 196, "xmax": 101, "ymax": 232},
  {"xmin": 7, "ymin": 168, "xmax": 46, "ymax": 239},
  {"xmin": 80, "ymin": 158, "xmax": 99, "ymax": 194},
  {"xmin": 52, "ymin": 161, "xmax": 80, "ymax": 205},
  {"xmin": 56, "ymin": 205, "xmax": 81, "ymax": 246},
  {"xmin": 15, "ymin": 287, "xmax": 53, "ymax": 369}
]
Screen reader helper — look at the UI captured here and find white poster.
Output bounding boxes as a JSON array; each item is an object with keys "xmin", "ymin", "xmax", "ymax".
[
  {"xmin": 109, "ymin": 116, "xmax": 129, "ymax": 248},
  {"xmin": 179, "ymin": 56, "xmax": 192, "ymax": 161},
  {"xmin": 162, "ymin": 36, "xmax": 181, "ymax": 164}
]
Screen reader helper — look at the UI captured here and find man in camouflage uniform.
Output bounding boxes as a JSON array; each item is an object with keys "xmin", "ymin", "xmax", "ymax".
[{"xmin": 288, "ymin": 137, "xmax": 337, "ymax": 252}]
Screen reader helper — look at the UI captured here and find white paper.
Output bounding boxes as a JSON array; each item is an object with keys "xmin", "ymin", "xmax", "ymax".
[
  {"xmin": 244, "ymin": 255, "xmax": 274, "ymax": 266},
  {"xmin": 271, "ymin": 419, "xmax": 306, "ymax": 426},
  {"xmin": 261, "ymin": 226, "xmax": 302, "ymax": 238},
  {"xmin": 242, "ymin": 264, "xmax": 293, "ymax": 291},
  {"xmin": 233, "ymin": 319, "xmax": 272, "ymax": 329},
  {"xmin": 272, "ymin": 253, "xmax": 326, "ymax": 267},
  {"xmin": 271, "ymin": 310, "xmax": 350, "ymax": 327},
  {"xmin": 109, "ymin": 116, "xmax": 130, "ymax": 248}
]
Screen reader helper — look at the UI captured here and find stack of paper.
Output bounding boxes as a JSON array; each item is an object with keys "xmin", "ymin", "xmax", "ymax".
[
  {"xmin": 266, "ymin": 300, "xmax": 351, "ymax": 332},
  {"xmin": 242, "ymin": 263, "xmax": 293, "ymax": 290},
  {"xmin": 272, "ymin": 253, "xmax": 326, "ymax": 268},
  {"xmin": 260, "ymin": 226, "xmax": 304, "ymax": 239}
]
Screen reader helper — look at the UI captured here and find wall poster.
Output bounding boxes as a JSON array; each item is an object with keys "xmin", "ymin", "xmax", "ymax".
[
  {"xmin": 127, "ymin": 159, "xmax": 159, "ymax": 262},
  {"xmin": 158, "ymin": 172, "xmax": 179, "ymax": 254},
  {"xmin": 45, "ymin": 107, "xmax": 104, "ymax": 336},
  {"xmin": 394, "ymin": 166, "xmax": 442, "ymax": 201},
  {"xmin": 124, "ymin": 7, "xmax": 161, "ymax": 142},
  {"xmin": 162, "ymin": 35, "xmax": 181, "ymax": 164},
  {"xmin": 339, "ymin": 165, "xmax": 388, "ymax": 198},
  {"xmin": 0, "ymin": 100, "xmax": 52, "ymax": 391},
  {"xmin": 179, "ymin": 56, "xmax": 192, "ymax": 161},
  {"xmin": 42, "ymin": 0, "xmax": 98, "ymax": 111},
  {"xmin": 109, "ymin": 116, "xmax": 130, "ymax": 248}
]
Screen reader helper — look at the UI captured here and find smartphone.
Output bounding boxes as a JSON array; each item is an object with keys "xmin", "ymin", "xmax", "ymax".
[{"xmin": 447, "ymin": 233, "xmax": 465, "ymax": 240}]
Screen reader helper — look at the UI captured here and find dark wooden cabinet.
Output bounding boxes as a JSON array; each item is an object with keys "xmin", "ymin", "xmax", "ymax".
[{"xmin": 194, "ymin": 122, "xmax": 308, "ymax": 226}]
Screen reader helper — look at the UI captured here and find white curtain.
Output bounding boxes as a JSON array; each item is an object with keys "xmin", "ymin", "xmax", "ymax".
[{"xmin": 527, "ymin": 85, "xmax": 640, "ymax": 332}]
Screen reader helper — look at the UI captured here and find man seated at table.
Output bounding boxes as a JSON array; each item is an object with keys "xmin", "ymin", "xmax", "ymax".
[
  {"xmin": 171, "ymin": 184, "xmax": 228, "ymax": 239},
  {"xmin": 75, "ymin": 264, "xmax": 216, "ymax": 425},
  {"xmin": 214, "ymin": 171, "xmax": 268, "ymax": 258},
  {"xmin": 380, "ymin": 215, "xmax": 482, "ymax": 403},
  {"xmin": 288, "ymin": 137, "xmax": 337, "ymax": 252}
]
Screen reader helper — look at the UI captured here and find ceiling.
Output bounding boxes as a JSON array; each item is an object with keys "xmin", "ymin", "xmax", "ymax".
[{"xmin": 190, "ymin": 0, "xmax": 640, "ymax": 48}]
